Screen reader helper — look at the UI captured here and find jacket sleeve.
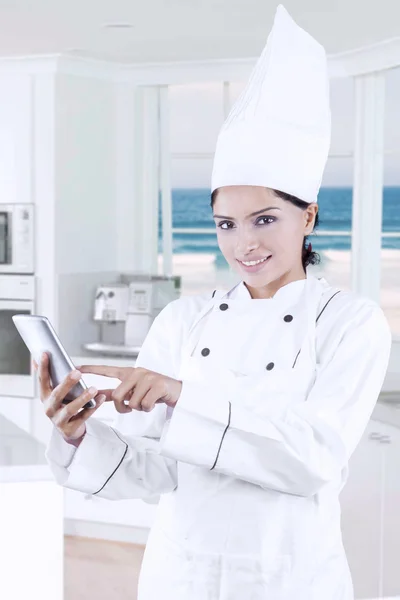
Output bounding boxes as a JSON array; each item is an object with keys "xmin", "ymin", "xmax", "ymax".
[
  {"xmin": 44, "ymin": 301, "xmax": 181, "ymax": 502},
  {"xmin": 159, "ymin": 303, "xmax": 392, "ymax": 498}
]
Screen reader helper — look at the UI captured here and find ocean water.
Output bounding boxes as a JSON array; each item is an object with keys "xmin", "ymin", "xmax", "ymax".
[{"xmin": 158, "ymin": 187, "xmax": 400, "ymax": 264}]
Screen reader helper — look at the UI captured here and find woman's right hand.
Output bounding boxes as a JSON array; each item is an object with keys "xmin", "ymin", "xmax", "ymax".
[{"xmin": 34, "ymin": 352, "xmax": 106, "ymax": 447}]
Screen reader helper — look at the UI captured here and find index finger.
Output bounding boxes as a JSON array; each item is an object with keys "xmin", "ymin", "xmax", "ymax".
[{"xmin": 77, "ymin": 365, "xmax": 128, "ymax": 380}]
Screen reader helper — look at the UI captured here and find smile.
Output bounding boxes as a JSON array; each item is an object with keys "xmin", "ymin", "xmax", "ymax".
[
  {"xmin": 237, "ymin": 255, "xmax": 272, "ymax": 272},
  {"xmin": 240, "ymin": 257, "xmax": 270, "ymax": 266}
]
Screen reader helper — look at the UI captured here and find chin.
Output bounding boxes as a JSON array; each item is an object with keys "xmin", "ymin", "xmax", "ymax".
[{"xmin": 244, "ymin": 273, "xmax": 274, "ymax": 286}]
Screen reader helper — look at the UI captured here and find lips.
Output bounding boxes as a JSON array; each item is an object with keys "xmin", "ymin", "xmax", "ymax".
[
  {"xmin": 237, "ymin": 255, "xmax": 272, "ymax": 272},
  {"xmin": 238, "ymin": 255, "xmax": 271, "ymax": 265}
]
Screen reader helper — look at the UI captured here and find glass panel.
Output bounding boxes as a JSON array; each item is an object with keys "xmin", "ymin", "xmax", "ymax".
[
  {"xmin": 0, "ymin": 211, "xmax": 10, "ymax": 265},
  {"xmin": 382, "ymin": 67, "xmax": 400, "ymax": 338},
  {"xmin": 384, "ymin": 67, "xmax": 400, "ymax": 155},
  {"xmin": 380, "ymin": 186, "xmax": 400, "ymax": 338},
  {"xmin": 169, "ymin": 82, "xmax": 224, "ymax": 154},
  {"xmin": 0, "ymin": 309, "xmax": 31, "ymax": 375},
  {"xmin": 162, "ymin": 158, "xmax": 235, "ymax": 295},
  {"xmin": 329, "ymin": 77, "xmax": 355, "ymax": 156},
  {"xmin": 308, "ymin": 157, "xmax": 353, "ymax": 292},
  {"xmin": 171, "ymin": 156, "xmax": 213, "ymax": 189}
]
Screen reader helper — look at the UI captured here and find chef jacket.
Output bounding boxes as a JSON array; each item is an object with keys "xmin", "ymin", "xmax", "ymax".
[{"xmin": 45, "ymin": 274, "xmax": 392, "ymax": 600}]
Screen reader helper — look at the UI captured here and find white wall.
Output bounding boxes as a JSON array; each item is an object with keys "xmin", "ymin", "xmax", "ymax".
[
  {"xmin": 53, "ymin": 74, "xmax": 121, "ymax": 352},
  {"xmin": 33, "ymin": 73, "xmax": 58, "ymax": 323},
  {"xmin": 54, "ymin": 73, "xmax": 117, "ymax": 275}
]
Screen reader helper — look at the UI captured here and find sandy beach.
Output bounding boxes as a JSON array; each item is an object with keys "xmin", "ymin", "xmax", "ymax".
[{"xmin": 158, "ymin": 250, "xmax": 400, "ymax": 337}]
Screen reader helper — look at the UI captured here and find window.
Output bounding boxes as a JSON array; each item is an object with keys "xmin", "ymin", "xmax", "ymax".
[
  {"xmin": 161, "ymin": 82, "xmax": 235, "ymax": 295},
  {"xmin": 309, "ymin": 157, "xmax": 353, "ymax": 291},
  {"xmin": 381, "ymin": 67, "xmax": 400, "ymax": 337},
  {"xmin": 162, "ymin": 77, "xmax": 356, "ymax": 295},
  {"xmin": 169, "ymin": 82, "xmax": 224, "ymax": 155}
]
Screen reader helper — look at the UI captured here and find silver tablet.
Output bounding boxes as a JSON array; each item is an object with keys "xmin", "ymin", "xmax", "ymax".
[{"xmin": 12, "ymin": 314, "xmax": 95, "ymax": 409}]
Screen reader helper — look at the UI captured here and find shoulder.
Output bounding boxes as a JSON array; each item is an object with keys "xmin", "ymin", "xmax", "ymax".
[
  {"xmin": 315, "ymin": 277, "xmax": 392, "ymax": 358},
  {"xmin": 319, "ymin": 277, "xmax": 388, "ymax": 327}
]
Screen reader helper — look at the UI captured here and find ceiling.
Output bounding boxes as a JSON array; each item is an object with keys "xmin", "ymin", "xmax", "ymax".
[{"xmin": 0, "ymin": 0, "xmax": 399, "ymax": 64}]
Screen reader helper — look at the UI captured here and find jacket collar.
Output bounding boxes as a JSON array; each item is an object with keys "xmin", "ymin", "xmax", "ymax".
[{"xmin": 225, "ymin": 276, "xmax": 309, "ymax": 303}]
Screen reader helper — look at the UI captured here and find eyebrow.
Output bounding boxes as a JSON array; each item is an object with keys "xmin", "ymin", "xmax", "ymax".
[{"xmin": 213, "ymin": 206, "xmax": 282, "ymax": 220}]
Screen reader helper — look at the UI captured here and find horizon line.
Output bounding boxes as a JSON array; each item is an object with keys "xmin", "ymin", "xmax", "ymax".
[{"xmin": 170, "ymin": 185, "xmax": 400, "ymax": 191}]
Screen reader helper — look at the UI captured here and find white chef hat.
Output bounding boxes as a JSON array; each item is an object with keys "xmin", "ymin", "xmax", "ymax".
[{"xmin": 211, "ymin": 4, "xmax": 331, "ymax": 204}]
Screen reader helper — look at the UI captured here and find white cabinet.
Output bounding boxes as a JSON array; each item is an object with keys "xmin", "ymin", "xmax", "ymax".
[
  {"xmin": 0, "ymin": 480, "xmax": 63, "ymax": 600},
  {"xmin": 340, "ymin": 418, "xmax": 400, "ymax": 599},
  {"xmin": 0, "ymin": 76, "xmax": 32, "ymax": 205}
]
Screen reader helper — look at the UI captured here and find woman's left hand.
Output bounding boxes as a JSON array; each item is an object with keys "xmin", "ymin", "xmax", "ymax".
[{"xmin": 76, "ymin": 365, "xmax": 182, "ymax": 414}]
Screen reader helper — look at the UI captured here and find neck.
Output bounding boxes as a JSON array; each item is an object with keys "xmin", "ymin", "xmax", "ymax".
[{"xmin": 244, "ymin": 269, "xmax": 307, "ymax": 300}]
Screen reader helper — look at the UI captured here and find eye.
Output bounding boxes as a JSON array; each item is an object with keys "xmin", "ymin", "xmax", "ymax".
[
  {"xmin": 257, "ymin": 216, "xmax": 275, "ymax": 225},
  {"xmin": 217, "ymin": 221, "xmax": 234, "ymax": 230},
  {"xmin": 216, "ymin": 216, "xmax": 276, "ymax": 230}
]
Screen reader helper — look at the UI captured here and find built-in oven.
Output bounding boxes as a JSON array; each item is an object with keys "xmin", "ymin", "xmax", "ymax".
[
  {"xmin": 0, "ymin": 204, "xmax": 34, "ymax": 274},
  {"xmin": 0, "ymin": 275, "xmax": 35, "ymax": 397}
]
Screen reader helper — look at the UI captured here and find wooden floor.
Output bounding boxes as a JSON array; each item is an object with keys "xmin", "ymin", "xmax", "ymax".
[{"xmin": 64, "ymin": 536, "xmax": 145, "ymax": 600}]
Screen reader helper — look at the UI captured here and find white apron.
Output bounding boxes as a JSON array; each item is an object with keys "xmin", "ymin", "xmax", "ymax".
[{"xmin": 138, "ymin": 275, "xmax": 353, "ymax": 600}]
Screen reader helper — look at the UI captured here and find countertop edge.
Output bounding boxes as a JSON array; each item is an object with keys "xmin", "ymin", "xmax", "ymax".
[{"xmin": 0, "ymin": 464, "xmax": 54, "ymax": 484}]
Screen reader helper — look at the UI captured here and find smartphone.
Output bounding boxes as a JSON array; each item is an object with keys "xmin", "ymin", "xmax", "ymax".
[{"xmin": 12, "ymin": 314, "xmax": 96, "ymax": 409}]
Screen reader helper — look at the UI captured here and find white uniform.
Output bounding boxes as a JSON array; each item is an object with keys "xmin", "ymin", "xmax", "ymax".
[{"xmin": 45, "ymin": 274, "xmax": 392, "ymax": 600}]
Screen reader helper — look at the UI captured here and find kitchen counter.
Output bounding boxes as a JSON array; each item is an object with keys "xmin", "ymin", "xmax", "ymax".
[
  {"xmin": 0, "ymin": 413, "xmax": 52, "ymax": 482},
  {"xmin": 0, "ymin": 415, "xmax": 63, "ymax": 598},
  {"xmin": 0, "ymin": 414, "xmax": 63, "ymax": 598}
]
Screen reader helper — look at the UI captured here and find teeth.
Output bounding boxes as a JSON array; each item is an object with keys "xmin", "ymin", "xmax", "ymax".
[{"xmin": 241, "ymin": 257, "xmax": 269, "ymax": 266}]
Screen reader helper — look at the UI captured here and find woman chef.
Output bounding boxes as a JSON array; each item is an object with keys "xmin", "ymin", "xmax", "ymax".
[{"xmin": 39, "ymin": 6, "xmax": 392, "ymax": 600}]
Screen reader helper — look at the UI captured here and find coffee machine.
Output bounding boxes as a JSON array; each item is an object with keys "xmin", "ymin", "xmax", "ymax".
[{"xmin": 84, "ymin": 274, "xmax": 181, "ymax": 357}]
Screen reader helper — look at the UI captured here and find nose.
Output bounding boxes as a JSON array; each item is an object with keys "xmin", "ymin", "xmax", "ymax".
[{"xmin": 235, "ymin": 227, "xmax": 260, "ymax": 255}]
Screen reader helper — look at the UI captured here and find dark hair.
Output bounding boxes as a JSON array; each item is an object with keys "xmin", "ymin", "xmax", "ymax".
[{"xmin": 210, "ymin": 188, "xmax": 320, "ymax": 272}]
